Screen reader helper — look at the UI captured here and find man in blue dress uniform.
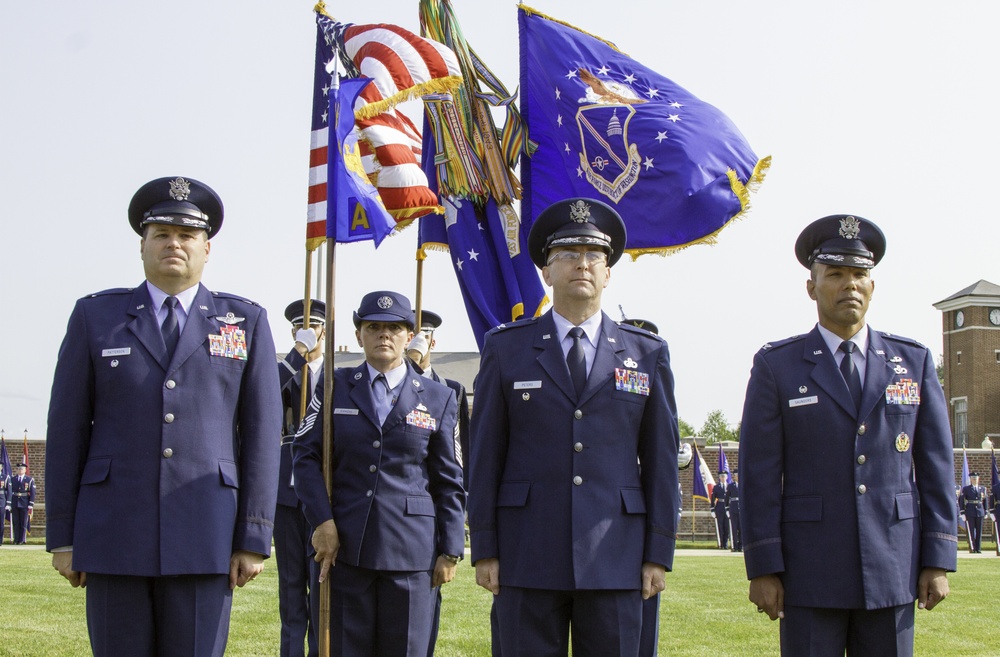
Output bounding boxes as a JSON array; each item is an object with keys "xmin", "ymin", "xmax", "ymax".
[
  {"xmin": 9, "ymin": 463, "xmax": 34, "ymax": 544},
  {"xmin": 293, "ymin": 291, "xmax": 466, "ymax": 657},
  {"xmin": 45, "ymin": 176, "xmax": 282, "ymax": 657},
  {"xmin": 275, "ymin": 299, "xmax": 326, "ymax": 657},
  {"xmin": 710, "ymin": 470, "xmax": 730, "ymax": 550},
  {"xmin": 739, "ymin": 214, "xmax": 957, "ymax": 656},
  {"xmin": 959, "ymin": 472, "xmax": 986, "ymax": 553},
  {"xmin": 0, "ymin": 462, "xmax": 10, "ymax": 544},
  {"xmin": 469, "ymin": 198, "xmax": 681, "ymax": 657},
  {"xmin": 726, "ymin": 469, "xmax": 742, "ymax": 552}
]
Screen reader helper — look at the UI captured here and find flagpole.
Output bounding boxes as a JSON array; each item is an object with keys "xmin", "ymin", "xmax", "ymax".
[
  {"xmin": 414, "ymin": 252, "xmax": 425, "ymax": 332},
  {"xmin": 298, "ymin": 249, "xmax": 315, "ymax": 425},
  {"xmin": 320, "ymin": 234, "xmax": 336, "ymax": 657}
]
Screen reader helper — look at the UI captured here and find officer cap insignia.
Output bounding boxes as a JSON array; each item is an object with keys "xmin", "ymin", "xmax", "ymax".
[
  {"xmin": 569, "ymin": 200, "xmax": 591, "ymax": 223},
  {"xmin": 169, "ymin": 177, "xmax": 192, "ymax": 201},
  {"xmin": 378, "ymin": 296, "xmax": 393, "ymax": 309},
  {"xmin": 838, "ymin": 216, "xmax": 861, "ymax": 240}
]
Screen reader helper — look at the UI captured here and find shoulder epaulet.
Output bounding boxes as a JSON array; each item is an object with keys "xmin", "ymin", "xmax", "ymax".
[
  {"xmin": 488, "ymin": 315, "xmax": 539, "ymax": 335},
  {"xmin": 86, "ymin": 287, "xmax": 134, "ymax": 299},
  {"xmin": 616, "ymin": 322, "xmax": 664, "ymax": 342},
  {"xmin": 878, "ymin": 331, "xmax": 925, "ymax": 349},
  {"xmin": 758, "ymin": 334, "xmax": 806, "ymax": 354},
  {"xmin": 210, "ymin": 290, "xmax": 262, "ymax": 307}
]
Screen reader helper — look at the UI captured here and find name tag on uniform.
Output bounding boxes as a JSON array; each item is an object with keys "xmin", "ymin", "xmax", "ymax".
[
  {"xmin": 333, "ymin": 408, "xmax": 359, "ymax": 415},
  {"xmin": 102, "ymin": 348, "xmax": 131, "ymax": 357},
  {"xmin": 514, "ymin": 381, "xmax": 542, "ymax": 389},
  {"xmin": 789, "ymin": 396, "xmax": 818, "ymax": 408}
]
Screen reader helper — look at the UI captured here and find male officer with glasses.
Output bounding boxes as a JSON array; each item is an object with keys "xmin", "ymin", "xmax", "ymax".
[{"xmin": 469, "ymin": 198, "xmax": 681, "ymax": 657}]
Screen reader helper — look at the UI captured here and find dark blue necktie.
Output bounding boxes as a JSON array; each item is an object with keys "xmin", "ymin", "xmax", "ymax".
[
  {"xmin": 568, "ymin": 327, "xmax": 587, "ymax": 397},
  {"xmin": 839, "ymin": 340, "xmax": 862, "ymax": 411},
  {"xmin": 162, "ymin": 296, "xmax": 180, "ymax": 358}
]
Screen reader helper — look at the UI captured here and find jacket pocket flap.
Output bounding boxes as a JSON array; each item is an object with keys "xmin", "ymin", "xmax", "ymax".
[
  {"xmin": 219, "ymin": 460, "xmax": 239, "ymax": 488},
  {"xmin": 620, "ymin": 487, "xmax": 647, "ymax": 514},
  {"xmin": 406, "ymin": 495, "xmax": 436, "ymax": 516},
  {"xmin": 895, "ymin": 492, "xmax": 917, "ymax": 520},
  {"xmin": 80, "ymin": 458, "xmax": 112, "ymax": 485},
  {"xmin": 782, "ymin": 495, "xmax": 822, "ymax": 522},
  {"xmin": 497, "ymin": 481, "xmax": 530, "ymax": 507}
]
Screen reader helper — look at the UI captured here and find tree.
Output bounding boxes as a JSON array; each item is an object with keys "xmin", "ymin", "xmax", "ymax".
[
  {"xmin": 701, "ymin": 409, "xmax": 738, "ymax": 444},
  {"xmin": 677, "ymin": 418, "xmax": 696, "ymax": 438}
]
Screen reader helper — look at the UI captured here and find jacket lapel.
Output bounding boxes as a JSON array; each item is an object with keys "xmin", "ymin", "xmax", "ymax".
[
  {"xmin": 168, "ymin": 284, "xmax": 217, "ymax": 374},
  {"xmin": 804, "ymin": 327, "xmax": 857, "ymax": 417},
  {"xmin": 382, "ymin": 362, "xmax": 425, "ymax": 433},
  {"xmin": 126, "ymin": 283, "xmax": 169, "ymax": 370},
  {"xmin": 860, "ymin": 330, "xmax": 893, "ymax": 420},
  {"xmin": 347, "ymin": 364, "xmax": 381, "ymax": 431},
  {"xmin": 534, "ymin": 312, "xmax": 577, "ymax": 403},
  {"xmin": 579, "ymin": 313, "xmax": 625, "ymax": 405}
]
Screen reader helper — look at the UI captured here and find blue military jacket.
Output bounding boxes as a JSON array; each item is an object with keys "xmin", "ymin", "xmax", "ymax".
[
  {"xmin": 739, "ymin": 326, "xmax": 958, "ymax": 610},
  {"xmin": 469, "ymin": 311, "xmax": 680, "ymax": 591},
  {"xmin": 292, "ymin": 360, "xmax": 466, "ymax": 571},
  {"xmin": 45, "ymin": 283, "xmax": 282, "ymax": 576},
  {"xmin": 277, "ymin": 349, "xmax": 319, "ymax": 508}
]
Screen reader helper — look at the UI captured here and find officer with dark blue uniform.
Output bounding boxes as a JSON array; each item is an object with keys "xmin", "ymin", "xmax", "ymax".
[
  {"xmin": 740, "ymin": 215, "xmax": 957, "ymax": 656},
  {"xmin": 45, "ymin": 176, "xmax": 282, "ymax": 657},
  {"xmin": 960, "ymin": 472, "xmax": 986, "ymax": 553},
  {"xmin": 0, "ymin": 463, "xmax": 10, "ymax": 544},
  {"xmin": 275, "ymin": 299, "xmax": 326, "ymax": 657},
  {"xmin": 292, "ymin": 291, "xmax": 466, "ymax": 657},
  {"xmin": 726, "ymin": 468, "xmax": 742, "ymax": 552},
  {"xmin": 469, "ymin": 198, "xmax": 681, "ymax": 657},
  {"xmin": 710, "ymin": 470, "xmax": 730, "ymax": 549},
  {"xmin": 9, "ymin": 463, "xmax": 34, "ymax": 544}
]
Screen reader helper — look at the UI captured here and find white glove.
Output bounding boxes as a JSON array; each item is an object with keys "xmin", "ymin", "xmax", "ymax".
[
  {"xmin": 406, "ymin": 333, "xmax": 430, "ymax": 359},
  {"xmin": 295, "ymin": 328, "xmax": 318, "ymax": 352},
  {"xmin": 710, "ymin": 511, "xmax": 716, "ymax": 519}
]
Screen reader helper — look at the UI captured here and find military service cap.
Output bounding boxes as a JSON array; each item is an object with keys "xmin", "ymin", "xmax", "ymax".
[
  {"xmin": 528, "ymin": 198, "xmax": 628, "ymax": 268},
  {"xmin": 353, "ymin": 291, "xmax": 415, "ymax": 329},
  {"xmin": 129, "ymin": 176, "xmax": 224, "ymax": 238},
  {"xmin": 284, "ymin": 299, "xmax": 327, "ymax": 327},
  {"xmin": 794, "ymin": 214, "xmax": 886, "ymax": 270},
  {"xmin": 621, "ymin": 318, "xmax": 659, "ymax": 335}
]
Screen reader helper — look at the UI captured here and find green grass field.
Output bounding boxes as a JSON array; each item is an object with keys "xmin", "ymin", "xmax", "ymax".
[{"xmin": 1, "ymin": 547, "xmax": 996, "ymax": 656}]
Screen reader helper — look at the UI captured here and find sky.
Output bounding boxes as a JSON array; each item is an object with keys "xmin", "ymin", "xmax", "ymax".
[{"xmin": 2, "ymin": 0, "xmax": 997, "ymax": 440}]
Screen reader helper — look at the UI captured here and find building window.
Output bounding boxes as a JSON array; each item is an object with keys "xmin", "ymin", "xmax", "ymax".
[
  {"xmin": 995, "ymin": 350, "xmax": 1000, "ymax": 363},
  {"xmin": 956, "ymin": 351, "xmax": 962, "ymax": 365},
  {"xmin": 953, "ymin": 398, "xmax": 968, "ymax": 448}
]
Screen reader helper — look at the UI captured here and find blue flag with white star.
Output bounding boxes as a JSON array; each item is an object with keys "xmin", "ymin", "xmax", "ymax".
[{"xmin": 518, "ymin": 6, "xmax": 769, "ymax": 257}]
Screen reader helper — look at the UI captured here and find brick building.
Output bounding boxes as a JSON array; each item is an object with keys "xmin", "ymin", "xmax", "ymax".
[{"xmin": 933, "ymin": 280, "xmax": 1000, "ymax": 448}]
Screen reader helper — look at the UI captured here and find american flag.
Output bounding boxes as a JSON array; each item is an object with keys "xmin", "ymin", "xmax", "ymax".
[{"xmin": 306, "ymin": 12, "xmax": 462, "ymax": 250}]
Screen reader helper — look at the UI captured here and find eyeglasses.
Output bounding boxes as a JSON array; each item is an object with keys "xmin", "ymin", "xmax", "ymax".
[{"xmin": 546, "ymin": 250, "xmax": 608, "ymax": 266}]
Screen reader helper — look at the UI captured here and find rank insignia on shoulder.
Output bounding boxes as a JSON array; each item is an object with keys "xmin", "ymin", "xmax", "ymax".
[
  {"xmin": 615, "ymin": 368, "xmax": 650, "ymax": 396},
  {"xmin": 885, "ymin": 378, "xmax": 920, "ymax": 405},
  {"xmin": 623, "ymin": 357, "xmax": 638, "ymax": 368},
  {"xmin": 209, "ymin": 325, "xmax": 248, "ymax": 360},
  {"xmin": 215, "ymin": 312, "xmax": 245, "ymax": 324},
  {"xmin": 406, "ymin": 409, "xmax": 436, "ymax": 431}
]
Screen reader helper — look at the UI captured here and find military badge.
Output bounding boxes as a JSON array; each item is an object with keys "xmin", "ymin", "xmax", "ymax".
[
  {"xmin": 209, "ymin": 325, "xmax": 248, "ymax": 360},
  {"xmin": 624, "ymin": 357, "xmax": 638, "ymax": 368},
  {"xmin": 377, "ymin": 296, "xmax": 394, "ymax": 309},
  {"xmin": 894, "ymin": 365, "xmax": 908, "ymax": 375},
  {"xmin": 885, "ymin": 378, "xmax": 920, "ymax": 405},
  {"xmin": 895, "ymin": 432, "xmax": 911, "ymax": 453},
  {"xmin": 615, "ymin": 368, "xmax": 650, "ymax": 395},
  {"xmin": 799, "ymin": 385, "xmax": 808, "ymax": 394},
  {"xmin": 838, "ymin": 215, "xmax": 861, "ymax": 239},
  {"xmin": 169, "ymin": 177, "xmax": 192, "ymax": 201},
  {"xmin": 405, "ymin": 409, "xmax": 437, "ymax": 431},
  {"xmin": 522, "ymin": 392, "xmax": 531, "ymax": 401},
  {"xmin": 215, "ymin": 312, "xmax": 245, "ymax": 324}
]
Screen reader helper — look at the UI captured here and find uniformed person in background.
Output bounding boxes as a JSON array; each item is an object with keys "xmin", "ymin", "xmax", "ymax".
[
  {"xmin": 292, "ymin": 290, "xmax": 466, "ymax": 657},
  {"xmin": 0, "ymin": 462, "xmax": 11, "ymax": 545},
  {"xmin": 405, "ymin": 309, "xmax": 472, "ymax": 657},
  {"xmin": 275, "ymin": 299, "xmax": 326, "ymax": 657},
  {"xmin": 710, "ymin": 469, "xmax": 730, "ymax": 550},
  {"xmin": 739, "ymin": 214, "xmax": 956, "ymax": 656},
  {"xmin": 469, "ymin": 198, "xmax": 681, "ymax": 657},
  {"xmin": 726, "ymin": 469, "xmax": 742, "ymax": 552},
  {"xmin": 9, "ymin": 463, "xmax": 34, "ymax": 544},
  {"xmin": 960, "ymin": 472, "xmax": 986, "ymax": 553},
  {"xmin": 45, "ymin": 176, "xmax": 282, "ymax": 657}
]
